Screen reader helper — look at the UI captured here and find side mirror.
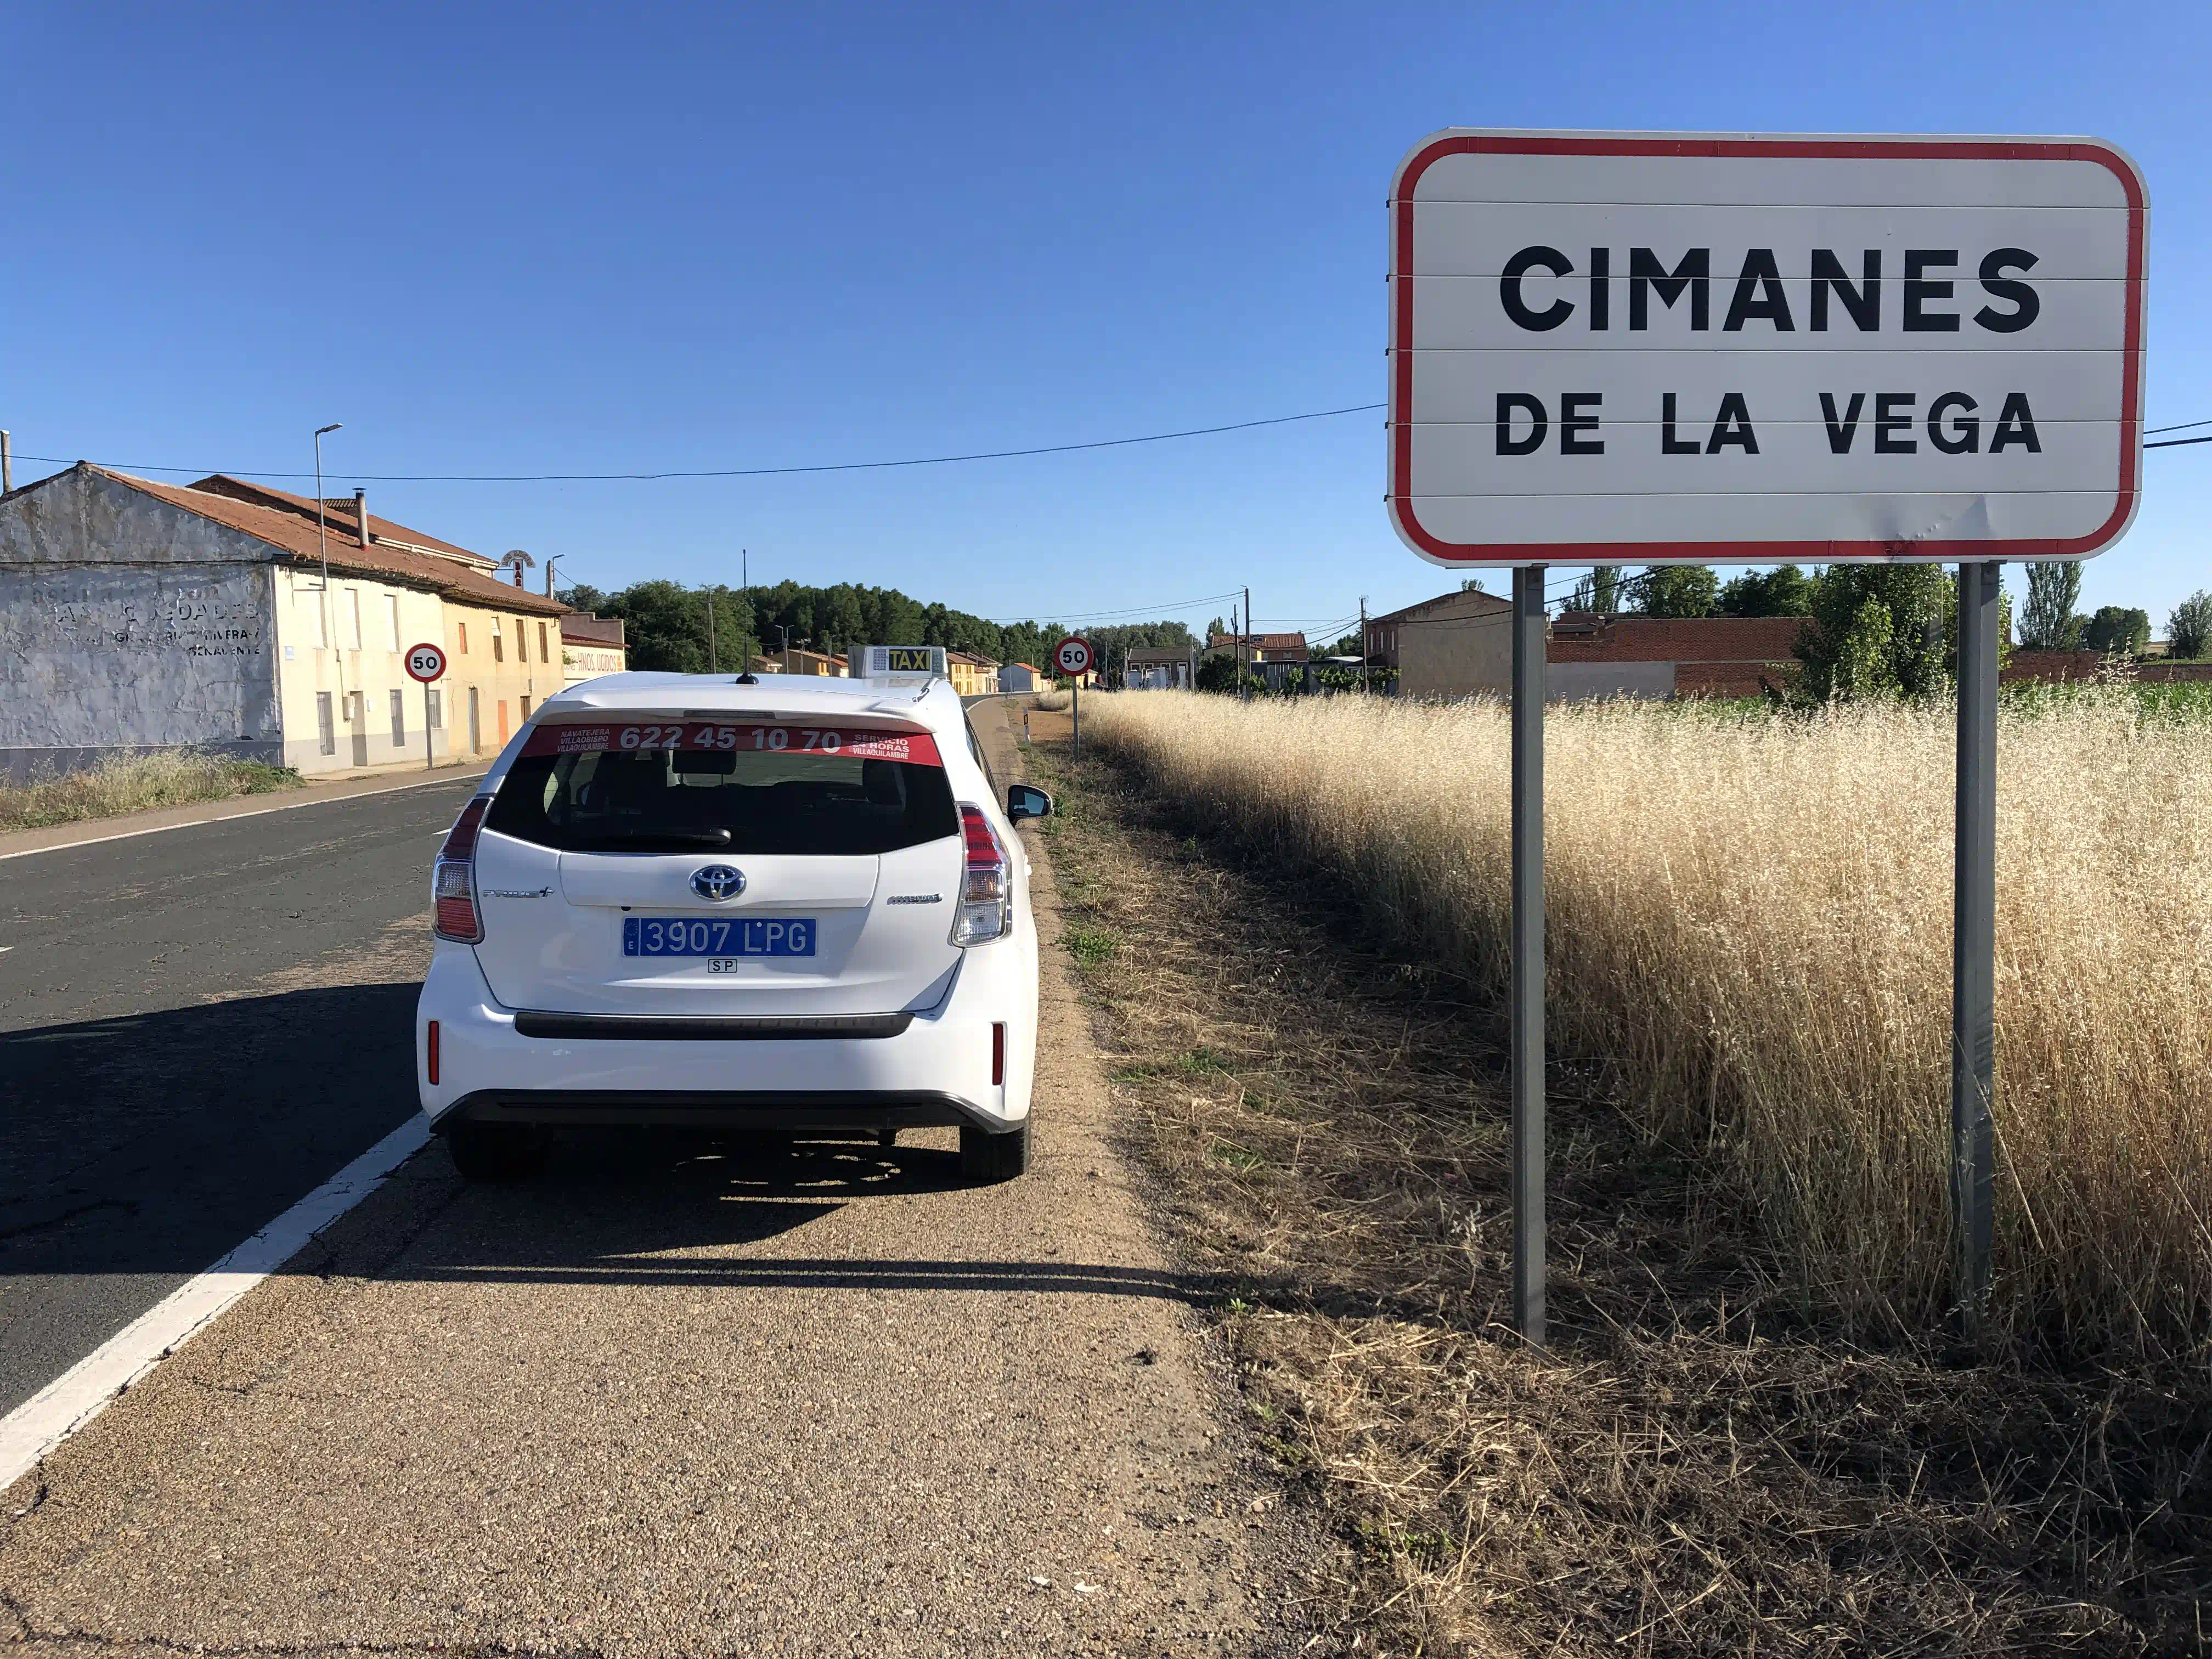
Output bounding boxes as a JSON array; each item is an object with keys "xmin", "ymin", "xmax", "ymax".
[{"xmin": 1006, "ymin": 783, "xmax": 1054, "ymax": 822}]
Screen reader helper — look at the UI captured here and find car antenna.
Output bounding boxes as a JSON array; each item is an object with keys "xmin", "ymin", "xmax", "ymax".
[{"xmin": 733, "ymin": 672, "xmax": 759, "ymax": 684}]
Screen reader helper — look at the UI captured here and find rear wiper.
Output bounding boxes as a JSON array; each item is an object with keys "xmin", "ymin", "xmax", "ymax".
[{"xmin": 571, "ymin": 828, "xmax": 733, "ymax": 849}]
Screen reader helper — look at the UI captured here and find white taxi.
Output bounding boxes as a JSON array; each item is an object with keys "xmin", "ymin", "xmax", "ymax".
[{"xmin": 414, "ymin": 654, "xmax": 1048, "ymax": 1181}]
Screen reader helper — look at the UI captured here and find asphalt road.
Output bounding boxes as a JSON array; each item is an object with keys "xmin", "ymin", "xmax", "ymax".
[
  {"xmin": 0, "ymin": 775, "xmax": 480, "ymax": 1417},
  {"xmin": 0, "ymin": 704, "xmax": 1311, "ymax": 1656}
]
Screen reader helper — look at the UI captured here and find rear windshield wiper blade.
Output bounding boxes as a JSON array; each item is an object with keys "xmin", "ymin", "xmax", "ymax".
[{"xmin": 568, "ymin": 828, "xmax": 733, "ymax": 848}]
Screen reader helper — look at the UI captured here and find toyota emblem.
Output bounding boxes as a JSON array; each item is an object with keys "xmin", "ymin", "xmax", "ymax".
[{"xmin": 690, "ymin": 865, "xmax": 746, "ymax": 901}]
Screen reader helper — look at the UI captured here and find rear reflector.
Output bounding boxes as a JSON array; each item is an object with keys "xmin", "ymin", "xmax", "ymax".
[
  {"xmin": 992, "ymin": 1022, "xmax": 1006, "ymax": 1086},
  {"xmin": 432, "ymin": 796, "xmax": 490, "ymax": 942},
  {"xmin": 426, "ymin": 1020, "xmax": 441, "ymax": 1085},
  {"xmin": 953, "ymin": 804, "xmax": 1011, "ymax": 946}
]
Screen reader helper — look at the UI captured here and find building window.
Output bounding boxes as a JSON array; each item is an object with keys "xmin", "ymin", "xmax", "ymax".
[
  {"xmin": 493, "ymin": 630, "xmax": 504, "ymax": 663},
  {"xmin": 520, "ymin": 695, "xmax": 532, "ymax": 722},
  {"xmin": 458, "ymin": 620, "xmax": 469, "ymax": 653},
  {"xmin": 386, "ymin": 594, "xmax": 402, "ymax": 651},
  {"xmin": 426, "ymin": 689, "xmax": 443, "ymax": 730},
  {"xmin": 301, "ymin": 585, "xmax": 328, "ymax": 649},
  {"xmin": 538, "ymin": 620, "xmax": 549, "ymax": 662},
  {"xmin": 317, "ymin": 692, "xmax": 335, "ymax": 755},
  {"xmin": 390, "ymin": 689, "xmax": 406, "ymax": 746},
  {"xmin": 514, "ymin": 618, "xmax": 527, "ymax": 662}
]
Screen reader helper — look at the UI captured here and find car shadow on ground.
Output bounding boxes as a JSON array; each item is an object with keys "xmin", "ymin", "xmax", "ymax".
[
  {"xmin": 0, "ymin": 983, "xmax": 1243, "ymax": 1313},
  {"xmin": 410, "ymin": 1133, "xmax": 1231, "ymax": 1303}
]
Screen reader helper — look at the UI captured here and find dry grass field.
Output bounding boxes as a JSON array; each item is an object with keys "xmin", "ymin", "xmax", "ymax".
[
  {"xmin": 1084, "ymin": 689, "xmax": 2212, "ymax": 1365},
  {"xmin": 1027, "ymin": 706, "xmax": 2212, "ymax": 1654},
  {"xmin": 0, "ymin": 750, "xmax": 302, "ymax": 832}
]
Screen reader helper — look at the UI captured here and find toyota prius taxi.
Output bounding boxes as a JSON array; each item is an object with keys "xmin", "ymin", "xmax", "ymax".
[{"xmin": 414, "ymin": 650, "xmax": 1049, "ymax": 1182}]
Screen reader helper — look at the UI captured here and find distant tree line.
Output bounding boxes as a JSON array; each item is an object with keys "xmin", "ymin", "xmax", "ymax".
[{"xmin": 559, "ymin": 577, "xmax": 1193, "ymax": 677}]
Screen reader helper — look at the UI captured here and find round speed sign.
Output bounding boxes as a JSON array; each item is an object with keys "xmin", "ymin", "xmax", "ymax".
[
  {"xmin": 1052, "ymin": 635, "xmax": 1094, "ymax": 678},
  {"xmin": 404, "ymin": 642, "xmax": 448, "ymax": 684}
]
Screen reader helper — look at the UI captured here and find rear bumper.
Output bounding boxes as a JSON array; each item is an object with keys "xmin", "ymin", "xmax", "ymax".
[
  {"xmin": 415, "ymin": 939, "xmax": 1035, "ymax": 1132},
  {"xmin": 439, "ymin": 1090, "xmax": 996, "ymax": 1133}
]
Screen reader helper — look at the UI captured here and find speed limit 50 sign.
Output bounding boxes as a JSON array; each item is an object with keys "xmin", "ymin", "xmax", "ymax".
[
  {"xmin": 1052, "ymin": 636, "xmax": 1094, "ymax": 677},
  {"xmin": 405, "ymin": 642, "xmax": 448, "ymax": 683}
]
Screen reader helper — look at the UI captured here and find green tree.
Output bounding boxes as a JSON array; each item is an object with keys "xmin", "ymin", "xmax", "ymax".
[
  {"xmin": 1634, "ymin": 566, "xmax": 1719, "ymax": 618},
  {"xmin": 2083, "ymin": 606, "xmax": 2149, "ymax": 656},
  {"xmin": 1718, "ymin": 564, "xmax": 1813, "ymax": 617},
  {"xmin": 1793, "ymin": 566, "xmax": 1959, "ymax": 702},
  {"xmin": 584, "ymin": 580, "xmax": 754, "ymax": 674},
  {"xmin": 2018, "ymin": 563, "xmax": 2085, "ymax": 650},
  {"xmin": 2168, "ymin": 591, "xmax": 2212, "ymax": 660},
  {"xmin": 1592, "ymin": 565, "xmax": 1623, "ymax": 618}
]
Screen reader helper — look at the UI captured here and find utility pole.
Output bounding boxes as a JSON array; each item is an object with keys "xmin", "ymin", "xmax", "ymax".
[
  {"xmin": 543, "ymin": 555, "xmax": 565, "ymax": 598},
  {"xmin": 1, "ymin": 430, "xmax": 13, "ymax": 494},
  {"xmin": 1359, "ymin": 595, "xmax": 1369, "ymax": 693},
  {"xmin": 706, "ymin": 590, "xmax": 716, "ymax": 674}
]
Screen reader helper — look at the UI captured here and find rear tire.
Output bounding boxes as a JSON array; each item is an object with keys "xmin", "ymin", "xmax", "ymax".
[
  {"xmin": 445, "ymin": 1121, "xmax": 545, "ymax": 1181},
  {"xmin": 960, "ymin": 1119, "xmax": 1031, "ymax": 1183}
]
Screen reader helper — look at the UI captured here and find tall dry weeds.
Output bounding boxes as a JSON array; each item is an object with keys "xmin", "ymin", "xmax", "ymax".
[
  {"xmin": 1086, "ymin": 689, "xmax": 2212, "ymax": 1363},
  {"xmin": 0, "ymin": 750, "xmax": 302, "ymax": 833}
]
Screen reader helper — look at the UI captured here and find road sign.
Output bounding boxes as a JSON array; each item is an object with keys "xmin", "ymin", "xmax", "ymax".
[
  {"xmin": 1388, "ymin": 130, "xmax": 2147, "ymax": 567},
  {"xmin": 404, "ymin": 642, "xmax": 447, "ymax": 683},
  {"xmin": 1052, "ymin": 636, "xmax": 1094, "ymax": 678}
]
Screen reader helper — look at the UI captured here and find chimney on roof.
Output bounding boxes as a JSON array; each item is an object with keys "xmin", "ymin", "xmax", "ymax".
[{"xmin": 353, "ymin": 489, "xmax": 370, "ymax": 548}]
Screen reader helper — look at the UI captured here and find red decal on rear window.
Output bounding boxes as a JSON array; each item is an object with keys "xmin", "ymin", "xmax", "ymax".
[{"xmin": 523, "ymin": 721, "xmax": 940, "ymax": 764}]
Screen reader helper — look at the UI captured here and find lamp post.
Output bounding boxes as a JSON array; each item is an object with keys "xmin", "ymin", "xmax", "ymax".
[{"xmin": 313, "ymin": 424, "xmax": 342, "ymax": 592}]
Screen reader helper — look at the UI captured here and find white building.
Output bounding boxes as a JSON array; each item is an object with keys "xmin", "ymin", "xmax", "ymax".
[{"xmin": 0, "ymin": 462, "xmax": 572, "ymax": 778}]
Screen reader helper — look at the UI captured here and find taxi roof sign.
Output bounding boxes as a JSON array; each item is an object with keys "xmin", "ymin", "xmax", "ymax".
[{"xmin": 861, "ymin": 645, "xmax": 947, "ymax": 686}]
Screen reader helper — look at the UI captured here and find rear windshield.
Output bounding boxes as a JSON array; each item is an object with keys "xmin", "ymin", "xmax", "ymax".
[{"xmin": 485, "ymin": 748, "xmax": 958, "ymax": 856}]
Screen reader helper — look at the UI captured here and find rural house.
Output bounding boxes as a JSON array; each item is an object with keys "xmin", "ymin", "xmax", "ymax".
[
  {"xmin": 1547, "ymin": 614, "xmax": 1807, "ymax": 699},
  {"xmin": 0, "ymin": 462, "xmax": 569, "ymax": 776},
  {"xmin": 1376, "ymin": 586, "xmax": 1515, "ymax": 698},
  {"xmin": 1206, "ymin": 630, "xmax": 1308, "ymax": 664},
  {"xmin": 1124, "ymin": 646, "xmax": 1197, "ymax": 689},
  {"xmin": 558, "ymin": 611, "xmax": 629, "ymax": 686},
  {"xmin": 946, "ymin": 650, "xmax": 1000, "ymax": 696}
]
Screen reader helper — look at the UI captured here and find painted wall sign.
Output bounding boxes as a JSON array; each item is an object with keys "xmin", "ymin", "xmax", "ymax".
[{"xmin": 1388, "ymin": 131, "xmax": 2147, "ymax": 566}]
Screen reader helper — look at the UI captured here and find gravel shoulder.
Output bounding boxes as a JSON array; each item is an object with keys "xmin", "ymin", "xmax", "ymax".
[{"xmin": 0, "ymin": 700, "xmax": 1311, "ymax": 1657}]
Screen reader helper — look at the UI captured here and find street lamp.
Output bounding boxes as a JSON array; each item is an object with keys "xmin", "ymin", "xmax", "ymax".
[{"xmin": 313, "ymin": 424, "xmax": 342, "ymax": 591}]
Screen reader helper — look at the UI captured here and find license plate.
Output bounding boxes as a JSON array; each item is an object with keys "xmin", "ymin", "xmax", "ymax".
[{"xmin": 623, "ymin": 917, "xmax": 816, "ymax": 957}]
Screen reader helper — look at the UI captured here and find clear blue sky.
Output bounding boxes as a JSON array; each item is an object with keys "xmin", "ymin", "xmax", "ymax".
[{"xmin": 3, "ymin": 1, "xmax": 2205, "ymax": 639}]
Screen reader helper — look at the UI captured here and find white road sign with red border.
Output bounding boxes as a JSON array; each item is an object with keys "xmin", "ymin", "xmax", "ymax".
[
  {"xmin": 1389, "ymin": 130, "xmax": 2147, "ymax": 567},
  {"xmin": 1053, "ymin": 636, "xmax": 1094, "ymax": 676},
  {"xmin": 404, "ymin": 642, "xmax": 447, "ymax": 684}
]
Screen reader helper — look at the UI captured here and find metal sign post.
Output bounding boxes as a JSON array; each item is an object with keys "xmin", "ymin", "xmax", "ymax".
[
  {"xmin": 404, "ymin": 642, "xmax": 448, "ymax": 773},
  {"xmin": 1053, "ymin": 636, "xmax": 1095, "ymax": 760},
  {"xmin": 1510, "ymin": 565, "xmax": 1547, "ymax": 1345},
  {"xmin": 1387, "ymin": 129, "xmax": 2146, "ymax": 1349},
  {"xmin": 1952, "ymin": 560, "xmax": 2001, "ymax": 1332}
]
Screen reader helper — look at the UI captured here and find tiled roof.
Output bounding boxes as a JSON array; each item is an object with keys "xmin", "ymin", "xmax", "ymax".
[
  {"xmin": 1207, "ymin": 631, "xmax": 1308, "ymax": 652},
  {"xmin": 558, "ymin": 612, "xmax": 627, "ymax": 647},
  {"xmin": 95, "ymin": 466, "xmax": 569, "ymax": 617},
  {"xmin": 188, "ymin": 475, "xmax": 490, "ymax": 567}
]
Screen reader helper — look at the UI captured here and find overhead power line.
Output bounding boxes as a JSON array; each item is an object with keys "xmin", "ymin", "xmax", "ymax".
[{"xmin": 10, "ymin": 404, "xmax": 1387, "ymax": 486}]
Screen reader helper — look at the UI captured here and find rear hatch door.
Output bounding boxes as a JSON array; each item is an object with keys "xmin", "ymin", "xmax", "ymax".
[{"xmin": 469, "ymin": 715, "xmax": 966, "ymax": 1017}]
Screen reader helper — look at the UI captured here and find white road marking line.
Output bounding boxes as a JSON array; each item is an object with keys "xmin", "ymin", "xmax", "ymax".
[
  {"xmin": 0, "ymin": 1114, "xmax": 432, "ymax": 1492},
  {"xmin": 0, "ymin": 772, "xmax": 484, "ymax": 865}
]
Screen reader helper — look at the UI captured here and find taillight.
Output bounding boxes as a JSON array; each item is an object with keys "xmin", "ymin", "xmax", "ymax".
[
  {"xmin": 426, "ymin": 1019, "xmax": 441, "ymax": 1085},
  {"xmin": 952, "ymin": 804, "xmax": 1011, "ymax": 946},
  {"xmin": 991, "ymin": 1022, "xmax": 1006, "ymax": 1086},
  {"xmin": 432, "ymin": 796, "xmax": 489, "ymax": 943}
]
